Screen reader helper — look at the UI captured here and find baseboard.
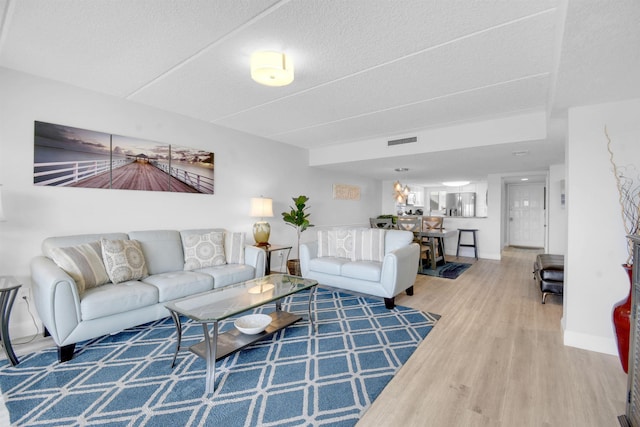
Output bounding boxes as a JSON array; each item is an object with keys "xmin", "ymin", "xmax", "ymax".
[{"xmin": 563, "ymin": 329, "xmax": 618, "ymax": 355}]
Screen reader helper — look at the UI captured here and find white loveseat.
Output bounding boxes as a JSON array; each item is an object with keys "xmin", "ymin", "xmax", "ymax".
[
  {"xmin": 30, "ymin": 228, "xmax": 265, "ymax": 362},
  {"xmin": 299, "ymin": 228, "xmax": 419, "ymax": 308}
]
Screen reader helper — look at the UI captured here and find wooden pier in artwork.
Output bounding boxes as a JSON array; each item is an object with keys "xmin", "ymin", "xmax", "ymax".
[
  {"xmin": 71, "ymin": 161, "xmax": 201, "ymax": 193},
  {"xmin": 34, "ymin": 158, "xmax": 214, "ymax": 194}
]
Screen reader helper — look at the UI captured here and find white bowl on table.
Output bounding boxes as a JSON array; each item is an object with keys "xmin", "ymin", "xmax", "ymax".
[{"xmin": 234, "ymin": 313, "xmax": 272, "ymax": 335}]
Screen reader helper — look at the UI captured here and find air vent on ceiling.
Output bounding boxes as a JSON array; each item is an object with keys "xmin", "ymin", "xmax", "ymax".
[{"xmin": 387, "ymin": 136, "xmax": 417, "ymax": 146}]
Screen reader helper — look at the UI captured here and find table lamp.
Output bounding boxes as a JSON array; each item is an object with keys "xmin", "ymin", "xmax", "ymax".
[{"xmin": 251, "ymin": 197, "xmax": 273, "ymax": 246}]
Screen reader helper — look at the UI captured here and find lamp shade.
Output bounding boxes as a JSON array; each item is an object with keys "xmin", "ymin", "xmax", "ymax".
[
  {"xmin": 251, "ymin": 51, "xmax": 294, "ymax": 87},
  {"xmin": 251, "ymin": 197, "xmax": 273, "ymax": 218}
]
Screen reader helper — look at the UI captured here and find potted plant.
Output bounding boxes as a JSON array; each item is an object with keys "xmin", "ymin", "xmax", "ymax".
[{"xmin": 282, "ymin": 195, "xmax": 314, "ymax": 276}]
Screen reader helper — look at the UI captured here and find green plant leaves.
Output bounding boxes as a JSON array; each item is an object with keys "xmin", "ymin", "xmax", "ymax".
[{"xmin": 282, "ymin": 195, "xmax": 314, "ymax": 232}]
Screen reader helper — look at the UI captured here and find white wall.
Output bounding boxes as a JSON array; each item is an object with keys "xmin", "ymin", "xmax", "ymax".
[
  {"xmin": 563, "ymin": 98, "xmax": 640, "ymax": 354},
  {"xmin": 548, "ymin": 163, "xmax": 567, "ymax": 255},
  {"xmin": 0, "ymin": 67, "xmax": 381, "ymax": 339}
]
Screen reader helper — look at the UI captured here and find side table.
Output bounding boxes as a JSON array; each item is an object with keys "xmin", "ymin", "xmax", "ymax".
[
  {"xmin": 0, "ymin": 276, "xmax": 21, "ymax": 366},
  {"xmin": 256, "ymin": 245, "xmax": 292, "ymax": 275}
]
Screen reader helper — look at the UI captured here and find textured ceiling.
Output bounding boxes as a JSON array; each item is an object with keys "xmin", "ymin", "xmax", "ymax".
[{"xmin": 1, "ymin": 0, "xmax": 639, "ymax": 184}]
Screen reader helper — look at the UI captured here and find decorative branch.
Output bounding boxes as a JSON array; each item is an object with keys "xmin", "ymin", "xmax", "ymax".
[{"xmin": 606, "ymin": 126, "xmax": 640, "ymax": 265}]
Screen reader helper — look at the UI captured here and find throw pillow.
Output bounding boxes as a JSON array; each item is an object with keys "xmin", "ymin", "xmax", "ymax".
[
  {"xmin": 49, "ymin": 241, "xmax": 110, "ymax": 294},
  {"xmin": 317, "ymin": 229, "xmax": 353, "ymax": 258},
  {"xmin": 100, "ymin": 238, "xmax": 148, "ymax": 284},
  {"xmin": 182, "ymin": 231, "xmax": 226, "ymax": 270},
  {"xmin": 224, "ymin": 231, "xmax": 245, "ymax": 264},
  {"xmin": 317, "ymin": 230, "xmax": 329, "ymax": 257},
  {"xmin": 332, "ymin": 229, "xmax": 353, "ymax": 258},
  {"xmin": 351, "ymin": 229, "xmax": 386, "ymax": 262}
]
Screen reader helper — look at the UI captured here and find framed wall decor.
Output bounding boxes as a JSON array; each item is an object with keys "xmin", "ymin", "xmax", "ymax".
[
  {"xmin": 332, "ymin": 184, "xmax": 360, "ymax": 201},
  {"xmin": 33, "ymin": 121, "xmax": 214, "ymax": 194}
]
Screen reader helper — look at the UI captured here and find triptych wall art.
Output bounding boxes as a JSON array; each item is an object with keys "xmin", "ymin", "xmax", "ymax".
[{"xmin": 33, "ymin": 121, "xmax": 214, "ymax": 194}]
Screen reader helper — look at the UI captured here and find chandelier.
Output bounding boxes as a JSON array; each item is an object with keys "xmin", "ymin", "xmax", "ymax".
[{"xmin": 393, "ymin": 181, "xmax": 410, "ymax": 203}]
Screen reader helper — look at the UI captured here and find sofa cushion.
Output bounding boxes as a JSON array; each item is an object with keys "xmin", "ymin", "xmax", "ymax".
[
  {"xmin": 80, "ymin": 281, "xmax": 158, "ymax": 321},
  {"xmin": 49, "ymin": 241, "xmax": 110, "ymax": 294},
  {"xmin": 317, "ymin": 229, "xmax": 353, "ymax": 258},
  {"xmin": 384, "ymin": 230, "xmax": 414, "ymax": 253},
  {"xmin": 225, "ymin": 232, "xmax": 245, "ymax": 264},
  {"xmin": 342, "ymin": 261, "xmax": 382, "ymax": 282},
  {"xmin": 128, "ymin": 230, "xmax": 184, "ymax": 274},
  {"xmin": 183, "ymin": 231, "xmax": 226, "ymax": 270},
  {"xmin": 101, "ymin": 239, "xmax": 148, "ymax": 284},
  {"xmin": 42, "ymin": 232, "xmax": 129, "ymax": 259},
  {"xmin": 197, "ymin": 264, "xmax": 256, "ymax": 288},
  {"xmin": 351, "ymin": 229, "xmax": 386, "ymax": 262},
  {"xmin": 308, "ymin": 257, "xmax": 352, "ymax": 276},
  {"xmin": 142, "ymin": 271, "xmax": 213, "ymax": 302}
]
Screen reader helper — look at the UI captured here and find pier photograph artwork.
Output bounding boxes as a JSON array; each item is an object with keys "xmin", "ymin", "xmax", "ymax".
[{"xmin": 33, "ymin": 121, "xmax": 214, "ymax": 194}]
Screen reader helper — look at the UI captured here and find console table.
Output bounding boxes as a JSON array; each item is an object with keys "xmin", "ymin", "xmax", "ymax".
[{"xmin": 0, "ymin": 276, "xmax": 21, "ymax": 366}]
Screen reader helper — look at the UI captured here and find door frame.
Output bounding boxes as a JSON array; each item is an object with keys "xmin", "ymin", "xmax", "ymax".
[{"xmin": 503, "ymin": 177, "xmax": 549, "ymax": 251}]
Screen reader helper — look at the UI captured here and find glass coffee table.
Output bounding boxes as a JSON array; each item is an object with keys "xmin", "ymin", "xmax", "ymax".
[{"xmin": 165, "ymin": 274, "xmax": 318, "ymax": 394}]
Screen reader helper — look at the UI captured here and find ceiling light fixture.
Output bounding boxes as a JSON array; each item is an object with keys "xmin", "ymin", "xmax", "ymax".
[
  {"xmin": 512, "ymin": 150, "xmax": 529, "ymax": 157},
  {"xmin": 521, "ymin": 178, "xmax": 529, "ymax": 181},
  {"xmin": 250, "ymin": 51, "xmax": 294, "ymax": 87},
  {"xmin": 393, "ymin": 181, "xmax": 410, "ymax": 203},
  {"xmin": 442, "ymin": 181, "xmax": 470, "ymax": 187}
]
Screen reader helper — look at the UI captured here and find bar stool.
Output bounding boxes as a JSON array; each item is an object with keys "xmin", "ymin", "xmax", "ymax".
[{"xmin": 456, "ymin": 229, "xmax": 478, "ymax": 259}]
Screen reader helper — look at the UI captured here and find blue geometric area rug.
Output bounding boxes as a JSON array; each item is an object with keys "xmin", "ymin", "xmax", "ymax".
[
  {"xmin": 419, "ymin": 262, "xmax": 472, "ymax": 279},
  {"xmin": 0, "ymin": 288, "xmax": 439, "ymax": 426}
]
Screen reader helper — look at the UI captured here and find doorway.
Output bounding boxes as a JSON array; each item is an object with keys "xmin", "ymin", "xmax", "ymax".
[{"xmin": 507, "ymin": 183, "xmax": 545, "ymax": 248}]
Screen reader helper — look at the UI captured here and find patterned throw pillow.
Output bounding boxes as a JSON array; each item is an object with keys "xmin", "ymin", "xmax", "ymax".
[
  {"xmin": 225, "ymin": 232, "xmax": 245, "ymax": 264},
  {"xmin": 317, "ymin": 229, "xmax": 353, "ymax": 259},
  {"xmin": 351, "ymin": 229, "xmax": 386, "ymax": 262},
  {"xmin": 100, "ymin": 239, "xmax": 148, "ymax": 284},
  {"xmin": 182, "ymin": 231, "xmax": 226, "ymax": 270},
  {"xmin": 49, "ymin": 241, "xmax": 110, "ymax": 294}
]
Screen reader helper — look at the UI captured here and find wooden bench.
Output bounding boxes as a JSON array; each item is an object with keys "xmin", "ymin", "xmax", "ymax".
[{"xmin": 533, "ymin": 254, "xmax": 565, "ymax": 304}]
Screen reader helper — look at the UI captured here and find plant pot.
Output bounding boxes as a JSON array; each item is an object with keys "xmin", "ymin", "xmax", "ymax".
[
  {"xmin": 287, "ymin": 259, "xmax": 301, "ymax": 276},
  {"xmin": 613, "ymin": 263, "xmax": 634, "ymax": 373}
]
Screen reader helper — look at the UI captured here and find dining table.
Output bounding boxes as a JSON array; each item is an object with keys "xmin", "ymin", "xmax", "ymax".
[{"xmin": 415, "ymin": 229, "xmax": 457, "ymax": 270}]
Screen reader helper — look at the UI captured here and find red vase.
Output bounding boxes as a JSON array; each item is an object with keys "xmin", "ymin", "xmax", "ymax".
[{"xmin": 613, "ymin": 264, "xmax": 634, "ymax": 373}]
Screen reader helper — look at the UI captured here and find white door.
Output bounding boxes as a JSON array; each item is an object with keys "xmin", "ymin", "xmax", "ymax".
[{"xmin": 508, "ymin": 183, "xmax": 545, "ymax": 248}]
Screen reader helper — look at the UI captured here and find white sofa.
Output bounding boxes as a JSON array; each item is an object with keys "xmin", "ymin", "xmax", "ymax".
[
  {"xmin": 30, "ymin": 228, "xmax": 265, "ymax": 362},
  {"xmin": 299, "ymin": 228, "xmax": 419, "ymax": 308}
]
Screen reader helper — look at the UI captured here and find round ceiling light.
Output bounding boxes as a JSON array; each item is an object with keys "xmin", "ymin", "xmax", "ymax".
[{"xmin": 250, "ymin": 51, "xmax": 294, "ymax": 87}]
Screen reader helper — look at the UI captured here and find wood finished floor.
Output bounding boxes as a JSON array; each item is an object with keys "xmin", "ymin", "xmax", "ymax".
[
  {"xmin": 358, "ymin": 247, "xmax": 628, "ymax": 427},
  {"xmin": 1, "ymin": 248, "xmax": 628, "ymax": 426}
]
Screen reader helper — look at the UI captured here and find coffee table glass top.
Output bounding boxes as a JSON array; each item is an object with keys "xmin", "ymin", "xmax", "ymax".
[{"xmin": 165, "ymin": 274, "xmax": 317, "ymax": 322}]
